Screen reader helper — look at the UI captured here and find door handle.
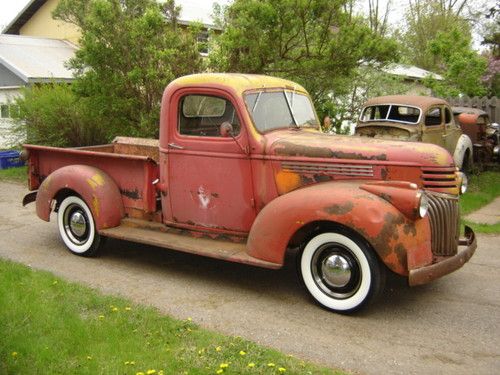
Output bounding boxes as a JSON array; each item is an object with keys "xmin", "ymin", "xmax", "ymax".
[{"xmin": 168, "ymin": 143, "xmax": 184, "ymax": 150}]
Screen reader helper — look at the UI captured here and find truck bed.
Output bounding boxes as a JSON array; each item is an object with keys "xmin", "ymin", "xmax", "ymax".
[{"xmin": 25, "ymin": 137, "xmax": 160, "ymax": 216}]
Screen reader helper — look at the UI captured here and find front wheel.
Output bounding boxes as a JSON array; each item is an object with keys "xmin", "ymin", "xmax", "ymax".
[
  {"xmin": 57, "ymin": 195, "xmax": 102, "ymax": 257},
  {"xmin": 299, "ymin": 232, "xmax": 385, "ymax": 313}
]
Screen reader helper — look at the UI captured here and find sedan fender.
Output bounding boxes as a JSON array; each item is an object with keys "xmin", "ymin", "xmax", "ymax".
[
  {"xmin": 453, "ymin": 134, "xmax": 473, "ymax": 170},
  {"xmin": 247, "ymin": 181, "xmax": 432, "ymax": 276},
  {"xmin": 35, "ymin": 165, "xmax": 124, "ymax": 230}
]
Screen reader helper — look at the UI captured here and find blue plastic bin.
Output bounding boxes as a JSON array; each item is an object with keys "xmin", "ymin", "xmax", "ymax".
[{"xmin": 0, "ymin": 150, "xmax": 25, "ymax": 170}]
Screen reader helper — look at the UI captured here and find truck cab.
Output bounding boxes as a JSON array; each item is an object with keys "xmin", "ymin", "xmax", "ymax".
[{"xmin": 23, "ymin": 74, "xmax": 476, "ymax": 314}]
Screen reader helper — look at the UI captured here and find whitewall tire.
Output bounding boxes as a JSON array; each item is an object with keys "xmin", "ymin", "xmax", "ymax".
[
  {"xmin": 57, "ymin": 195, "xmax": 102, "ymax": 257},
  {"xmin": 300, "ymin": 232, "xmax": 385, "ymax": 313}
]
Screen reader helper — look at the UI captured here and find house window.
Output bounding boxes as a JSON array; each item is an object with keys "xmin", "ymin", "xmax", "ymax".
[
  {"xmin": 0, "ymin": 104, "xmax": 19, "ymax": 119},
  {"xmin": 0, "ymin": 104, "xmax": 9, "ymax": 118},
  {"xmin": 197, "ymin": 30, "xmax": 209, "ymax": 55}
]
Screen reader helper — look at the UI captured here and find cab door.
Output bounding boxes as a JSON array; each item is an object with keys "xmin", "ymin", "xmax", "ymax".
[
  {"xmin": 442, "ymin": 106, "xmax": 461, "ymax": 154},
  {"xmin": 422, "ymin": 106, "xmax": 445, "ymax": 148},
  {"xmin": 164, "ymin": 88, "xmax": 256, "ymax": 233}
]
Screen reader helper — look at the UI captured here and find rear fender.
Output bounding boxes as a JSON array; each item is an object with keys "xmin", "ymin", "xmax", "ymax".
[
  {"xmin": 247, "ymin": 181, "xmax": 432, "ymax": 275},
  {"xmin": 35, "ymin": 165, "xmax": 124, "ymax": 230}
]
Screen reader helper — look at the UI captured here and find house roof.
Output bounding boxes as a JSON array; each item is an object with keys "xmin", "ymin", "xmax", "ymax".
[
  {"xmin": 2, "ymin": 0, "xmax": 230, "ymax": 34},
  {"xmin": 0, "ymin": 34, "xmax": 76, "ymax": 83},
  {"xmin": 382, "ymin": 63, "xmax": 443, "ymax": 81}
]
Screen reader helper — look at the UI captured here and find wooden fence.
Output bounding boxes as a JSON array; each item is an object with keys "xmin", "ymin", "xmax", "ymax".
[{"xmin": 445, "ymin": 96, "xmax": 499, "ymax": 123}]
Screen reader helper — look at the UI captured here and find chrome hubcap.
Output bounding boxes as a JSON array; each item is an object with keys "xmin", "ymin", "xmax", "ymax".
[
  {"xmin": 63, "ymin": 203, "xmax": 89, "ymax": 245},
  {"xmin": 311, "ymin": 243, "xmax": 361, "ymax": 299},
  {"xmin": 321, "ymin": 254, "xmax": 351, "ymax": 288},
  {"xmin": 69, "ymin": 211, "xmax": 87, "ymax": 237}
]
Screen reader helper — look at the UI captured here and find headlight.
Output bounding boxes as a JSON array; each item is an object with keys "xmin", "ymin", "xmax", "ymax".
[
  {"xmin": 460, "ymin": 172, "xmax": 468, "ymax": 195},
  {"xmin": 418, "ymin": 192, "xmax": 429, "ymax": 218}
]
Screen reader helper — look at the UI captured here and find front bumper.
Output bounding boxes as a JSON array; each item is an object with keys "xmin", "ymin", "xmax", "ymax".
[{"xmin": 409, "ymin": 226, "xmax": 476, "ymax": 286}]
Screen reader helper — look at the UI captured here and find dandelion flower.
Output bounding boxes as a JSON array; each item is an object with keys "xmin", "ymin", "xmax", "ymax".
[
  {"xmin": 136, "ymin": 372, "xmax": 145, "ymax": 375},
  {"xmin": 279, "ymin": 367, "xmax": 287, "ymax": 373},
  {"xmin": 86, "ymin": 356, "xmax": 92, "ymax": 360},
  {"xmin": 52, "ymin": 280, "xmax": 58, "ymax": 285},
  {"xmin": 158, "ymin": 371, "xmax": 164, "ymax": 375},
  {"xmin": 146, "ymin": 370, "xmax": 156, "ymax": 375},
  {"xmin": 247, "ymin": 363, "xmax": 255, "ymax": 368},
  {"xmin": 239, "ymin": 350, "xmax": 246, "ymax": 356},
  {"xmin": 215, "ymin": 346, "xmax": 222, "ymax": 352},
  {"xmin": 125, "ymin": 361, "xmax": 130, "ymax": 365},
  {"xmin": 216, "ymin": 370, "xmax": 223, "ymax": 374},
  {"xmin": 112, "ymin": 307, "xmax": 119, "ymax": 312},
  {"xmin": 219, "ymin": 363, "xmax": 229, "ymax": 369},
  {"xmin": 125, "ymin": 307, "xmax": 132, "ymax": 311},
  {"xmin": 187, "ymin": 317, "xmax": 192, "ymax": 321},
  {"xmin": 131, "ymin": 361, "xmax": 136, "ymax": 365},
  {"xmin": 11, "ymin": 352, "xmax": 18, "ymax": 357},
  {"xmin": 267, "ymin": 363, "xmax": 276, "ymax": 367}
]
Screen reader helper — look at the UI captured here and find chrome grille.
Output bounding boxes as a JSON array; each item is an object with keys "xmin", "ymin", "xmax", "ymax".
[
  {"xmin": 421, "ymin": 167, "xmax": 458, "ymax": 192},
  {"xmin": 282, "ymin": 162, "xmax": 374, "ymax": 177},
  {"xmin": 427, "ymin": 192, "xmax": 460, "ymax": 256}
]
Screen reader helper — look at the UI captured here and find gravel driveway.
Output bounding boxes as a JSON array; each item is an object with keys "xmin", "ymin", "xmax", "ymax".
[{"xmin": 1, "ymin": 180, "xmax": 499, "ymax": 375}]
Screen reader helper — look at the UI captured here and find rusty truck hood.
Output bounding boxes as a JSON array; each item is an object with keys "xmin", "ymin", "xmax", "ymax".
[{"xmin": 266, "ymin": 130, "xmax": 453, "ymax": 167}]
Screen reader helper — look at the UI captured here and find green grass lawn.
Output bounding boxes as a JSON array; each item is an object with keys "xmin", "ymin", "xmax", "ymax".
[
  {"xmin": 0, "ymin": 165, "xmax": 27, "ymax": 183},
  {"xmin": 460, "ymin": 171, "xmax": 500, "ymax": 234},
  {"xmin": 0, "ymin": 259, "xmax": 343, "ymax": 375}
]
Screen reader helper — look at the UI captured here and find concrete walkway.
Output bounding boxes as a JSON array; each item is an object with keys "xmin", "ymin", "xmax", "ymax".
[{"xmin": 465, "ymin": 197, "xmax": 500, "ymax": 225}]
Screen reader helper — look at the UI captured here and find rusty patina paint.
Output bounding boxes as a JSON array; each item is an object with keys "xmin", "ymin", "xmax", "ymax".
[
  {"xmin": 247, "ymin": 180, "xmax": 432, "ymax": 275},
  {"xmin": 120, "ymin": 188, "xmax": 141, "ymax": 200},
  {"xmin": 34, "ymin": 165, "xmax": 124, "ymax": 230},
  {"xmin": 324, "ymin": 202, "xmax": 354, "ymax": 215}
]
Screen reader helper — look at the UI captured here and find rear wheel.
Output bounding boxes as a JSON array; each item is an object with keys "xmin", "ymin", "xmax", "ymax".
[
  {"xmin": 299, "ymin": 231, "xmax": 385, "ymax": 313},
  {"xmin": 57, "ymin": 195, "xmax": 102, "ymax": 257}
]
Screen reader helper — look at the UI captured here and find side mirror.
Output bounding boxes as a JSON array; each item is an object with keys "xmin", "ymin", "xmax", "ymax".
[{"xmin": 220, "ymin": 122, "xmax": 234, "ymax": 137}]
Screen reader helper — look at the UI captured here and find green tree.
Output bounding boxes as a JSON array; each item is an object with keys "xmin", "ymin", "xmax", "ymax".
[
  {"xmin": 12, "ymin": 84, "xmax": 106, "ymax": 147},
  {"xmin": 208, "ymin": 0, "xmax": 399, "ymax": 103},
  {"xmin": 401, "ymin": 0, "xmax": 488, "ymax": 97},
  {"xmin": 52, "ymin": 0, "xmax": 203, "ymax": 139},
  {"xmin": 424, "ymin": 25, "xmax": 488, "ymax": 96}
]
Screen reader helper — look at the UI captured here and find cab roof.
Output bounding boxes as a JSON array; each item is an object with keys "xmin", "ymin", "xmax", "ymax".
[
  {"xmin": 364, "ymin": 95, "xmax": 449, "ymax": 111},
  {"xmin": 170, "ymin": 73, "xmax": 308, "ymax": 95}
]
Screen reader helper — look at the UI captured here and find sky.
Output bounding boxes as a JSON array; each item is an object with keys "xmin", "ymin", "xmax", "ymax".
[{"xmin": 0, "ymin": 0, "xmax": 495, "ymax": 48}]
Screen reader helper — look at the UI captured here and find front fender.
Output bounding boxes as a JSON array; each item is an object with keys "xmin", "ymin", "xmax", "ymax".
[
  {"xmin": 453, "ymin": 134, "xmax": 473, "ymax": 169},
  {"xmin": 35, "ymin": 165, "xmax": 124, "ymax": 230},
  {"xmin": 247, "ymin": 181, "xmax": 432, "ymax": 275}
]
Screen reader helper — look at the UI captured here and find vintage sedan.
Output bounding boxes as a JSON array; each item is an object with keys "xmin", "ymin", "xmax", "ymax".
[{"xmin": 356, "ymin": 95, "xmax": 473, "ymax": 171}]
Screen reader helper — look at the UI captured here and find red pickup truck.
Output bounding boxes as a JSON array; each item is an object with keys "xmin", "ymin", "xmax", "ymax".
[{"xmin": 22, "ymin": 73, "xmax": 476, "ymax": 313}]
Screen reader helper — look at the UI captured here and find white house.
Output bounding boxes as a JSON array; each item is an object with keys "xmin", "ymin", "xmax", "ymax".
[{"xmin": 0, "ymin": 34, "xmax": 76, "ymax": 148}]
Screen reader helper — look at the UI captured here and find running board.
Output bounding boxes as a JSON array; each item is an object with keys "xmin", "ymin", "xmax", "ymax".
[{"xmin": 99, "ymin": 221, "xmax": 281, "ymax": 270}]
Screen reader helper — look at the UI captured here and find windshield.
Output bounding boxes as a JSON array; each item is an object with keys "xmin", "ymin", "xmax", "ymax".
[
  {"xmin": 245, "ymin": 90, "xmax": 319, "ymax": 132},
  {"xmin": 360, "ymin": 105, "xmax": 421, "ymax": 124}
]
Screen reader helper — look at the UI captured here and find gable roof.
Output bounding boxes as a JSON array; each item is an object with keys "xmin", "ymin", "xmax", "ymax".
[
  {"xmin": 2, "ymin": 0, "xmax": 230, "ymax": 34},
  {"xmin": 383, "ymin": 63, "xmax": 443, "ymax": 81},
  {"xmin": 0, "ymin": 34, "xmax": 76, "ymax": 83},
  {"xmin": 3, "ymin": 0, "xmax": 46, "ymax": 35}
]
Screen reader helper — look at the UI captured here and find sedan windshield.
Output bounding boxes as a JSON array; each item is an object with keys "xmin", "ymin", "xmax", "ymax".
[
  {"xmin": 360, "ymin": 105, "xmax": 421, "ymax": 124},
  {"xmin": 245, "ymin": 90, "xmax": 319, "ymax": 132}
]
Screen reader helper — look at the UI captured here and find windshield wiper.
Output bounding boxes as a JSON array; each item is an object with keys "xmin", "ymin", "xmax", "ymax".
[
  {"xmin": 252, "ymin": 91, "xmax": 262, "ymax": 113},
  {"xmin": 283, "ymin": 91, "xmax": 299, "ymax": 127}
]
